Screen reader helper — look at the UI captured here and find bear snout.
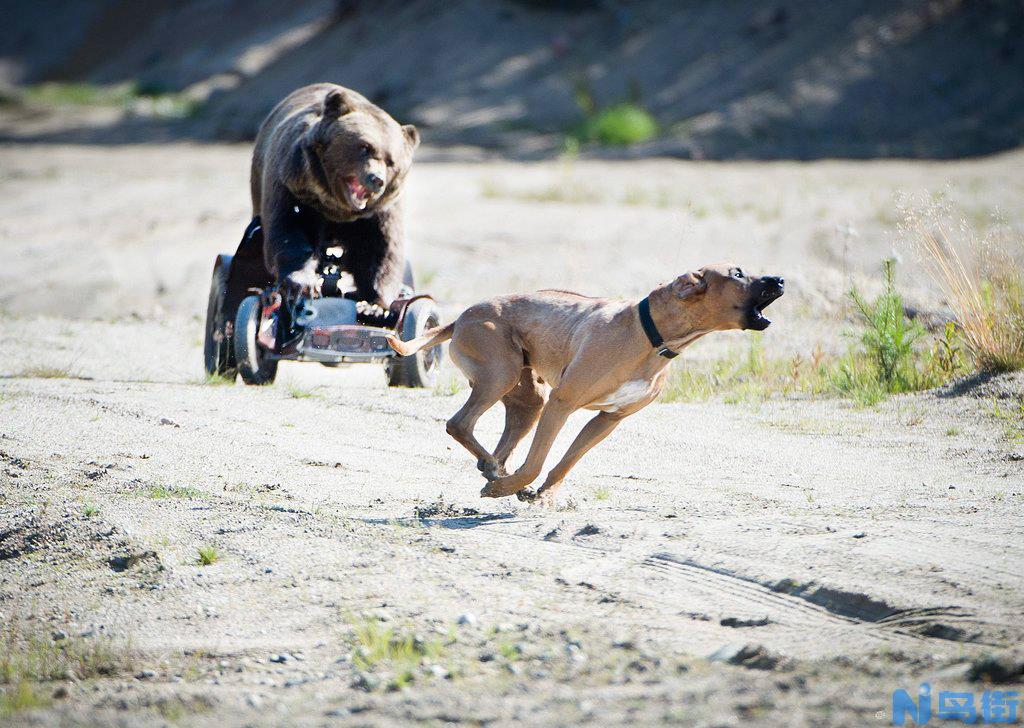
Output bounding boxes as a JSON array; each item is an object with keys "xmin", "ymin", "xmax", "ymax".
[{"xmin": 365, "ymin": 172, "xmax": 385, "ymax": 193}]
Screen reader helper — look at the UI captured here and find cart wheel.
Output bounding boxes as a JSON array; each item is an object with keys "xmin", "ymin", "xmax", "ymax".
[
  {"xmin": 234, "ymin": 295, "xmax": 278, "ymax": 385},
  {"xmin": 203, "ymin": 254, "xmax": 237, "ymax": 380},
  {"xmin": 386, "ymin": 298, "xmax": 442, "ymax": 388}
]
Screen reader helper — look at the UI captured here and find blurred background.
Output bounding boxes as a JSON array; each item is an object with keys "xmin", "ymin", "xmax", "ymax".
[{"xmin": 2, "ymin": 0, "xmax": 1023, "ymax": 157}]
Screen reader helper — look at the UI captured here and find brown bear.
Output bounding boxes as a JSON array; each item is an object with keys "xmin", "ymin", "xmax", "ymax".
[
  {"xmin": 251, "ymin": 83, "xmax": 419, "ymax": 303},
  {"xmin": 218, "ymin": 83, "xmax": 420, "ymax": 349}
]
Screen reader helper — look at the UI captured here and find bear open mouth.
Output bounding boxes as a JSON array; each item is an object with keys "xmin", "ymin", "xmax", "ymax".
[{"xmin": 345, "ymin": 176, "xmax": 372, "ymax": 211}]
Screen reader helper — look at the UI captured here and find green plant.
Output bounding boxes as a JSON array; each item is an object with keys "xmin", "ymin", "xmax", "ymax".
[
  {"xmin": 82, "ymin": 504, "xmax": 99, "ymax": 517},
  {"xmin": 847, "ymin": 259, "xmax": 925, "ymax": 391},
  {"xmin": 1, "ymin": 623, "xmax": 134, "ymax": 688},
  {"xmin": 988, "ymin": 398, "xmax": 1024, "ymax": 444},
  {"xmin": 348, "ymin": 616, "xmax": 444, "ymax": 690},
  {"xmin": 196, "ymin": 546, "xmax": 218, "ymax": 566},
  {"xmin": 0, "ymin": 681, "xmax": 48, "ymax": 718},
  {"xmin": 21, "ymin": 81, "xmax": 201, "ymax": 118},
  {"xmin": 284, "ymin": 380, "xmax": 320, "ymax": 399},
  {"xmin": 146, "ymin": 484, "xmax": 203, "ymax": 499},
  {"xmin": 577, "ymin": 103, "xmax": 657, "ymax": 146},
  {"xmin": 433, "ymin": 371, "xmax": 466, "ymax": 397},
  {"xmin": 593, "ymin": 486, "xmax": 611, "ymax": 501},
  {"xmin": 194, "ymin": 373, "xmax": 234, "ymax": 386}
]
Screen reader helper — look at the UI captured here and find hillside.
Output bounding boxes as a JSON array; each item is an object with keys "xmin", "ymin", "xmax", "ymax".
[{"xmin": 2, "ymin": 0, "xmax": 1022, "ymax": 158}]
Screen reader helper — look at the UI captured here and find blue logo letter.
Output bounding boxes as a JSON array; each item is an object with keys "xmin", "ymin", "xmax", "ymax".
[{"xmin": 893, "ymin": 683, "xmax": 931, "ymax": 726}]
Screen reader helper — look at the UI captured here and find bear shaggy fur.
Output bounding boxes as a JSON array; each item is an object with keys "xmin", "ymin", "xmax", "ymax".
[{"xmin": 249, "ymin": 83, "xmax": 419, "ymax": 306}]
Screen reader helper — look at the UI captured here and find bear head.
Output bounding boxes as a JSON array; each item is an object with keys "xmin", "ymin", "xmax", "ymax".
[{"xmin": 310, "ymin": 88, "xmax": 419, "ymax": 215}]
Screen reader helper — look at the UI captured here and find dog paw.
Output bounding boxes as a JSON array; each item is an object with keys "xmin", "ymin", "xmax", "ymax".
[
  {"xmin": 516, "ymin": 488, "xmax": 538, "ymax": 503},
  {"xmin": 477, "ymin": 459, "xmax": 507, "ymax": 481}
]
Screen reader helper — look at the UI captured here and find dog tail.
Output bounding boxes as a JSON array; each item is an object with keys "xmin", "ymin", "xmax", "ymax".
[{"xmin": 386, "ymin": 321, "xmax": 455, "ymax": 356}]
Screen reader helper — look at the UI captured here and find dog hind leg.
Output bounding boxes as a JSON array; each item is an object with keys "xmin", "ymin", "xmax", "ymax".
[
  {"xmin": 492, "ymin": 369, "xmax": 547, "ymax": 476},
  {"xmin": 445, "ymin": 345, "xmax": 522, "ymax": 479}
]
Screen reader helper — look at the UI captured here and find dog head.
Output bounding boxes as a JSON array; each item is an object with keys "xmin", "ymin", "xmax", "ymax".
[{"xmin": 661, "ymin": 262, "xmax": 785, "ymax": 333}]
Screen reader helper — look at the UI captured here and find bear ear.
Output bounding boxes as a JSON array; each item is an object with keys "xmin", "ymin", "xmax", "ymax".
[
  {"xmin": 402, "ymin": 124, "xmax": 420, "ymax": 150},
  {"xmin": 322, "ymin": 89, "xmax": 353, "ymax": 121},
  {"xmin": 669, "ymin": 270, "xmax": 707, "ymax": 300}
]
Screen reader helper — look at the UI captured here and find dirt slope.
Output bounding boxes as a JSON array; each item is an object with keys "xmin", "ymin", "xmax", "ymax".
[{"xmin": 2, "ymin": 0, "xmax": 1023, "ymax": 157}]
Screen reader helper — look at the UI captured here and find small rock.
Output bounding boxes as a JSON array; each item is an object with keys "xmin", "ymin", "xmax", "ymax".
[
  {"xmin": 852, "ymin": 531, "xmax": 866, "ymax": 539},
  {"xmin": 708, "ymin": 643, "xmax": 781, "ymax": 670},
  {"xmin": 574, "ymin": 524, "xmax": 601, "ymax": 537},
  {"xmin": 720, "ymin": 615, "xmax": 771, "ymax": 628},
  {"xmin": 457, "ymin": 612, "xmax": 477, "ymax": 626},
  {"xmin": 52, "ymin": 630, "xmax": 68, "ymax": 641},
  {"xmin": 325, "ymin": 708, "xmax": 348, "ymax": 717},
  {"xmin": 478, "ymin": 652, "xmax": 496, "ymax": 663},
  {"xmin": 611, "ymin": 637, "xmax": 636, "ymax": 650},
  {"xmin": 158, "ymin": 417, "xmax": 180, "ymax": 428},
  {"xmin": 505, "ymin": 663, "xmax": 522, "ymax": 675},
  {"xmin": 439, "ymin": 545, "xmax": 456, "ymax": 553},
  {"xmin": 269, "ymin": 654, "xmax": 287, "ymax": 664},
  {"xmin": 566, "ymin": 644, "xmax": 587, "ymax": 663},
  {"xmin": 246, "ymin": 693, "xmax": 263, "ymax": 709},
  {"xmin": 136, "ymin": 669, "xmax": 156, "ymax": 680},
  {"xmin": 264, "ymin": 567, "xmax": 273, "ymax": 574},
  {"xmin": 52, "ymin": 685, "xmax": 68, "ymax": 699},
  {"xmin": 427, "ymin": 664, "xmax": 449, "ymax": 679}
]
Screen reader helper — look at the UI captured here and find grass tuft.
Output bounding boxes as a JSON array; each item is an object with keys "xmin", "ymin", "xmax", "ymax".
[
  {"xmin": 0, "ymin": 680, "xmax": 49, "ymax": 718},
  {"xmin": 348, "ymin": 616, "xmax": 444, "ymax": 691},
  {"xmin": 17, "ymin": 365, "xmax": 74, "ymax": 379},
  {"xmin": 193, "ymin": 373, "xmax": 234, "ymax": 386},
  {"xmin": 146, "ymin": 484, "xmax": 203, "ymax": 499},
  {"xmin": 432, "ymin": 371, "xmax": 466, "ymax": 397},
  {"xmin": 908, "ymin": 215, "xmax": 1024, "ymax": 372},
  {"xmin": 1, "ymin": 622, "xmax": 135, "ymax": 690},
  {"xmin": 196, "ymin": 546, "xmax": 218, "ymax": 566},
  {"xmin": 284, "ymin": 381, "xmax": 320, "ymax": 399}
]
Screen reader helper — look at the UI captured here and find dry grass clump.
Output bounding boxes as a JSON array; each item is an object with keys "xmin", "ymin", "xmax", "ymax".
[{"xmin": 904, "ymin": 206, "xmax": 1024, "ymax": 372}]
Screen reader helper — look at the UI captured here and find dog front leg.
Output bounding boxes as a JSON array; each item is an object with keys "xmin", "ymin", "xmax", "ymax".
[
  {"xmin": 480, "ymin": 396, "xmax": 575, "ymax": 498},
  {"xmin": 518, "ymin": 411, "xmax": 624, "ymax": 504}
]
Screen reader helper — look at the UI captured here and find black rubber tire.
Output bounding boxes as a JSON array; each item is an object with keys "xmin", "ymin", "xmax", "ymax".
[
  {"xmin": 386, "ymin": 298, "xmax": 442, "ymax": 388},
  {"xmin": 234, "ymin": 295, "xmax": 278, "ymax": 385},
  {"xmin": 203, "ymin": 254, "xmax": 237, "ymax": 380}
]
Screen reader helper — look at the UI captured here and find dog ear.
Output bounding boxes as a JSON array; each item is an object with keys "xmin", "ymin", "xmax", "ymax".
[
  {"xmin": 670, "ymin": 271, "xmax": 707, "ymax": 300},
  {"xmin": 322, "ymin": 89, "xmax": 353, "ymax": 121}
]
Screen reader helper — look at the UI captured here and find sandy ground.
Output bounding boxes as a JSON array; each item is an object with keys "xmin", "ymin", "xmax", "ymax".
[{"xmin": 1, "ymin": 144, "xmax": 1023, "ymax": 726}]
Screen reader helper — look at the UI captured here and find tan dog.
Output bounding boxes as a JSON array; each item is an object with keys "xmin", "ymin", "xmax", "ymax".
[{"xmin": 387, "ymin": 263, "xmax": 784, "ymax": 503}]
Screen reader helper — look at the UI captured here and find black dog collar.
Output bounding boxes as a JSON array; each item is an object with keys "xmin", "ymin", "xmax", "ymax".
[{"xmin": 638, "ymin": 297, "xmax": 678, "ymax": 359}]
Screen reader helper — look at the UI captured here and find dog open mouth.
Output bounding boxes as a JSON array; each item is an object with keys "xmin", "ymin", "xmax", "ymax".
[
  {"xmin": 345, "ymin": 176, "xmax": 372, "ymax": 211},
  {"xmin": 746, "ymin": 278, "xmax": 785, "ymax": 331}
]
